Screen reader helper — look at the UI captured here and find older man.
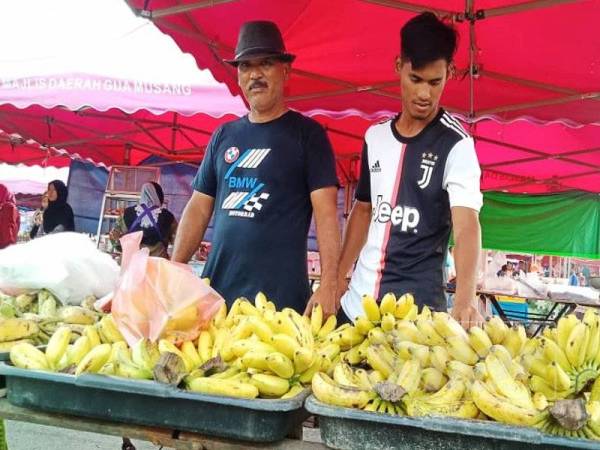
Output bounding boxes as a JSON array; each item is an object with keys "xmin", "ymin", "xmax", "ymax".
[{"xmin": 173, "ymin": 21, "xmax": 341, "ymax": 316}]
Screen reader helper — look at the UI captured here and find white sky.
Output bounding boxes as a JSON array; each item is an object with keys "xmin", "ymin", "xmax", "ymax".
[{"xmin": 1, "ymin": 0, "xmax": 219, "ymax": 85}]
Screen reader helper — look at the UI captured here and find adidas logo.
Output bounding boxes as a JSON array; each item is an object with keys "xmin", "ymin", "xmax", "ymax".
[{"xmin": 370, "ymin": 160, "xmax": 381, "ymax": 173}]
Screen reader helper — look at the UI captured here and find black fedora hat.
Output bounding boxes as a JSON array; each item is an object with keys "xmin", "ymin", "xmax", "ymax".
[{"xmin": 224, "ymin": 20, "xmax": 295, "ymax": 66}]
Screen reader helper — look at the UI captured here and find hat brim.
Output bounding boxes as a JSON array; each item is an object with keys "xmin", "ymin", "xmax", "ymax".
[{"xmin": 224, "ymin": 52, "xmax": 296, "ymax": 66}]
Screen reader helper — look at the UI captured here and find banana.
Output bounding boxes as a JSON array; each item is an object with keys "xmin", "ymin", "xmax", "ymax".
[
  {"xmin": 229, "ymin": 338, "xmax": 271, "ymax": 358},
  {"xmin": 284, "ymin": 308, "xmax": 314, "ymax": 349},
  {"xmin": 489, "ymin": 344, "xmax": 513, "ymax": 370},
  {"xmin": 381, "ymin": 313, "xmax": 395, "ymax": 332},
  {"xmin": 395, "ymin": 341, "xmax": 429, "ymax": 366},
  {"xmin": 485, "ymin": 353, "xmax": 534, "ymax": 410},
  {"xmin": 333, "ymin": 363, "xmax": 360, "ymax": 388},
  {"xmin": 446, "ymin": 336, "xmax": 479, "ymax": 366},
  {"xmin": 354, "ymin": 369, "xmax": 373, "ymax": 390},
  {"xmin": 532, "ymin": 392, "xmax": 548, "ymax": 411},
  {"xmin": 66, "ymin": 335, "xmax": 91, "ymax": 366},
  {"xmin": 508, "ymin": 360, "xmax": 528, "ymax": 384},
  {"xmin": 529, "ymin": 375, "xmax": 570, "ymax": 401},
  {"xmin": 394, "ymin": 293, "xmax": 415, "ymax": 319},
  {"xmin": 421, "ymin": 367, "xmax": 447, "ymax": 392},
  {"xmin": 341, "ymin": 344, "xmax": 364, "ymax": 365},
  {"xmin": 404, "ymin": 304, "xmax": 418, "ymax": 321},
  {"xmin": 75, "ymin": 343, "xmax": 112, "ymax": 375},
  {"xmin": 468, "ymin": 326, "xmax": 493, "ymax": 358},
  {"xmin": 250, "ymin": 373, "xmax": 290, "ymax": 397},
  {"xmin": 181, "ymin": 341, "xmax": 202, "ymax": 369},
  {"xmin": 266, "ymin": 352, "xmax": 295, "ymax": 378},
  {"xmin": 209, "ymin": 366, "xmax": 240, "ymax": 379},
  {"xmin": 317, "ymin": 315, "xmax": 337, "ymax": 340},
  {"xmin": 564, "ymin": 322, "xmax": 588, "ymax": 369},
  {"xmin": 281, "ymin": 384, "xmax": 305, "ymax": 399},
  {"xmin": 415, "ymin": 319, "xmax": 445, "ymax": 346},
  {"xmin": 367, "ymin": 370, "xmax": 385, "ymax": 386},
  {"xmin": 362, "ymin": 295, "xmax": 381, "ymax": 323},
  {"xmin": 502, "ymin": 325, "xmax": 527, "ymax": 358},
  {"xmin": 254, "ymin": 292, "xmax": 269, "ymax": 311},
  {"xmin": 395, "ymin": 359, "xmax": 421, "ymax": 394},
  {"xmin": 393, "ymin": 320, "xmax": 426, "ymax": 344},
  {"xmin": 556, "ymin": 314, "xmax": 579, "ymax": 349},
  {"xmin": 270, "ymin": 333, "xmax": 300, "ymax": 360},
  {"xmin": 430, "ymin": 346, "xmax": 450, "ymax": 374},
  {"xmin": 418, "ymin": 305, "xmax": 432, "ymax": 320},
  {"xmin": 298, "ymin": 356, "xmax": 325, "ymax": 384},
  {"xmin": 520, "ymin": 353, "xmax": 549, "ymax": 379},
  {"xmin": 366, "ymin": 345, "xmax": 394, "ymax": 379},
  {"xmin": 45, "ymin": 326, "xmax": 72, "ymax": 368},
  {"xmin": 238, "ymin": 299, "xmax": 261, "ymax": 318},
  {"xmin": 367, "ymin": 327, "xmax": 387, "ymax": 345},
  {"xmin": 446, "ymin": 360, "xmax": 474, "ymax": 381},
  {"xmin": 584, "ymin": 309, "xmax": 600, "ymax": 366},
  {"xmin": 591, "ymin": 376, "xmax": 600, "ymax": 402},
  {"xmin": 484, "ymin": 316, "xmax": 509, "ymax": 345},
  {"xmin": 131, "ymin": 338, "xmax": 160, "ymax": 372},
  {"xmin": 246, "ymin": 316, "xmax": 273, "ymax": 342},
  {"xmin": 379, "ymin": 293, "xmax": 397, "ymax": 316},
  {"xmin": 197, "ymin": 330, "xmax": 213, "ymax": 363},
  {"xmin": 158, "ymin": 339, "xmax": 194, "ymax": 372},
  {"xmin": 98, "ymin": 362, "xmax": 116, "ymax": 375},
  {"xmin": 339, "ymin": 326, "xmax": 364, "ymax": 350},
  {"xmin": 545, "ymin": 360, "xmax": 572, "ymax": 391},
  {"xmin": 423, "ymin": 378, "xmax": 466, "ymax": 405},
  {"xmin": 293, "ymin": 347, "xmax": 315, "ymax": 374},
  {"xmin": 473, "ymin": 362, "xmax": 488, "ymax": 381},
  {"xmin": 83, "ymin": 325, "xmax": 101, "ymax": 348},
  {"xmin": 116, "ymin": 360, "xmax": 153, "ymax": 379},
  {"xmin": 363, "ymin": 398, "xmax": 381, "ymax": 412},
  {"xmin": 355, "ymin": 316, "xmax": 375, "ymax": 335},
  {"xmin": 310, "ymin": 303, "xmax": 323, "ymax": 337},
  {"xmin": 240, "ymin": 350, "xmax": 270, "ymax": 371},
  {"xmin": 540, "ymin": 337, "xmax": 572, "ymax": 373},
  {"xmin": 312, "ymin": 372, "xmax": 373, "ymax": 409},
  {"xmin": 432, "ymin": 312, "xmax": 468, "ymax": 341},
  {"xmin": 0, "ymin": 318, "xmax": 39, "ymax": 342},
  {"xmin": 188, "ymin": 377, "xmax": 259, "ymax": 399},
  {"xmin": 97, "ymin": 315, "xmax": 125, "ymax": 343},
  {"xmin": 10, "ymin": 342, "xmax": 49, "ymax": 370},
  {"xmin": 0, "ymin": 339, "xmax": 34, "ymax": 353},
  {"xmin": 224, "ymin": 298, "xmax": 243, "ymax": 328},
  {"xmin": 57, "ymin": 306, "xmax": 98, "ymax": 325},
  {"xmin": 471, "ymin": 380, "xmax": 541, "ymax": 427},
  {"xmin": 317, "ymin": 343, "xmax": 341, "ymax": 361}
]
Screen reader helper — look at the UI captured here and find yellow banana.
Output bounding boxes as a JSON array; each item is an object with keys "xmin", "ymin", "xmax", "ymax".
[
  {"xmin": 367, "ymin": 369, "xmax": 385, "ymax": 386},
  {"xmin": 312, "ymin": 372, "xmax": 373, "ymax": 409},
  {"xmin": 159, "ymin": 339, "xmax": 194, "ymax": 372},
  {"xmin": 250, "ymin": 373, "xmax": 290, "ymax": 397},
  {"xmin": 354, "ymin": 368, "xmax": 373, "ymax": 390},
  {"xmin": 181, "ymin": 341, "xmax": 202, "ymax": 369},
  {"xmin": 284, "ymin": 308, "xmax": 313, "ymax": 348},
  {"xmin": 333, "ymin": 363, "xmax": 360, "ymax": 388},
  {"xmin": 484, "ymin": 316, "xmax": 509, "ymax": 345},
  {"xmin": 446, "ymin": 360, "xmax": 475, "ymax": 381},
  {"xmin": 270, "ymin": 333, "xmax": 300, "ymax": 360},
  {"xmin": 395, "ymin": 359, "xmax": 421, "ymax": 394},
  {"xmin": 341, "ymin": 345, "xmax": 363, "ymax": 365},
  {"xmin": 298, "ymin": 356, "xmax": 324, "ymax": 384},
  {"xmin": 583, "ymin": 309, "xmax": 600, "ymax": 365},
  {"xmin": 45, "ymin": 326, "xmax": 72, "ymax": 369},
  {"xmin": 520, "ymin": 353, "xmax": 548, "ymax": 379},
  {"xmin": 394, "ymin": 293, "xmax": 415, "ymax": 319},
  {"xmin": 293, "ymin": 347, "xmax": 315, "ymax": 374},
  {"xmin": 229, "ymin": 338, "xmax": 274, "ymax": 358},
  {"xmin": 281, "ymin": 384, "xmax": 305, "ymax": 399},
  {"xmin": 567, "ymin": 322, "xmax": 590, "ymax": 369},
  {"xmin": 317, "ymin": 315, "xmax": 337, "ymax": 340},
  {"xmin": 0, "ymin": 318, "xmax": 39, "ymax": 342},
  {"xmin": 430, "ymin": 345, "xmax": 450, "ymax": 374},
  {"xmin": 57, "ymin": 306, "xmax": 98, "ymax": 325},
  {"xmin": 418, "ymin": 305, "xmax": 432, "ymax": 320},
  {"xmin": 591, "ymin": 376, "xmax": 600, "ymax": 402},
  {"xmin": 404, "ymin": 304, "xmax": 418, "ymax": 321},
  {"xmin": 367, "ymin": 327, "xmax": 387, "ymax": 345},
  {"xmin": 529, "ymin": 375, "xmax": 570, "ymax": 401},
  {"xmin": 75, "ymin": 343, "xmax": 112, "ymax": 375},
  {"xmin": 355, "ymin": 316, "xmax": 375, "ymax": 335},
  {"xmin": 209, "ymin": 366, "xmax": 240, "ymax": 379},
  {"xmin": 468, "ymin": 326, "xmax": 493, "ymax": 358},
  {"xmin": 238, "ymin": 299, "xmax": 261, "ymax": 317},
  {"xmin": 363, "ymin": 398, "xmax": 381, "ymax": 412},
  {"xmin": 246, "ymin": 316, "xmax": 273, "ymax": 342},
  {"xmin": 10, "ymin": 342, "xmax": 49, "ymax": 370},
  {"xmin": 556, "ymin": 313, "xmax": 579, "ymax": 350},
  {"xmin": 432, "ymin": 312, "xmax": 468, "ymax": 341},
  {"xmin": 540, "ymin": 337, "xmax": 572, "ymax": 373},
  {"xmin": 508, "ymin": 360, "xmax": 528, "ymax": 384},
  {"xmin": 188, "ymin": 377, "xmax": 259, "ymax": 399},
  {"xmin": 501, "ymin": 325, "xmax": 527, "ymax": 358},
  {"xmin": 473, "ymin": 362, "xmax": 488, "ymax": 381},
  {"xmin": 420, "ymin": 367, "xmax": 447, "ymax": 392},
  {"xmin": 67, "ymin": 336, "xmax": 91, "ymax": 366},
  {"xmin": 395, "ymin": 341, "xmax": 429, "ymax": 366},
  {"xmin": 131, "ymin": 338, "xmax": 160, "ymax": 372},
  {"xmin": 310, "ymin": 303, "xmax": 323, "ymax": 337},
  {"xmin": 83, "ymin": 325, "xmax": 101, "ymax": 348},
  {"xmin": 422, "ymin": 378, "xmax": 466, "ymax": 405},
  {"xmin": 240, "ymin": 350, "xmax": 270, "ymax": 371},
  {"xmin": 532, "ymin": 392, "xmax": 548, "ymax": 411},
  {"xmin": 210, "ymin": 302, "xmax": 227, "ymax": 329},
  {"xmin": 366, "ymin": 345, "xmax": 394, "ymax": 379},
  {"xmin": 489, "ymin": 344, "xmax": 513, "ymax": 370},
  {"xmin": 380, "ymin": 313, "xmax": 395, "ymax": 332},
  {"xmin": 224, "ymin": 298, "xmax": 243, "ymax": 328},
  {"xmin": 415, "ymin": 319, "xmax": 445, "ymax": 346},
  {"xmin": 362, "ymin": 295, "xmax": 381, "ymax": 323},
  {"xmin": 116, "ymin": 361, "xmax": 153, "ymax": 379},
  {"xmin": 446, "ymin": 336, "xmax": 479, "ymax": 366},
  {"xmin": 340, "ymin": 326, "xmax": 364, "ymax": 350},
  {"xmin": 317, "ymin": 343, "xmax": 341, "ymax": 361},
  {"xmin": 471, "ymin": 380, "xmax": 541, "ymax": 427},
  {"xmin": 97, "ymin": 315, "xmax": 125, "ymax": 343},
  {"xmin": 545, "ymin": 360, "xmax": 572, "ymax": 391},
  {"xmin": 485, "ymin": 353, "xmax": 535, "ymax": 410},
  {"xmin": 197, "ymin": 330, "xmax": 212, "ymax": 363},
  {"xmin": 98, "ymin": 362, "xmax": 116, "ymax": 375},
  {"xmin": 379, "ymin": 293, "xmax": 397, "ymax": 316},
  {"xmin": 266, "ymin": 352, "xmax": 295, "ymax": 378},
  {"xmin": 254, "ymin": 292, "xmax": 269, "ymax": 311}
]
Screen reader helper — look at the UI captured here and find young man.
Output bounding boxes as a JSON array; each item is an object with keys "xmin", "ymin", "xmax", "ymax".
[
  {"xmin": 172, "ymin": 21, "xmax": 340, "ymax": 316},
  {"xmin": 338, "ymin": 12, "xmax": 484, "ymax": 328}
]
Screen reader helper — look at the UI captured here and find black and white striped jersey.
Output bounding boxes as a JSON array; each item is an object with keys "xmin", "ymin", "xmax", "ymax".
[{"xmin": 341, "ymin": 109, "xmax": 482, "ymax": 319}]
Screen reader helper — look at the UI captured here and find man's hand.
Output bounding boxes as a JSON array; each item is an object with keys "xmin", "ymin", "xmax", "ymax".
[
  {"xmin": 304, "ymin": 283, "xmax": 338, "ymax": 318},
  {"xmin": 451, "ymin": 298, "xmax": 484, "ymax": 329}
]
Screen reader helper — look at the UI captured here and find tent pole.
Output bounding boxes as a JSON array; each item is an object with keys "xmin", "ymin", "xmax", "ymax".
[
  {"xmin": 467, "ymin": 0, "xmax": 476, "ymax": 120},
  {"xmin": 140, "ymin": 0, "xmax": 239, "ymax": 19},
  {"xmin": 484, "ymin": 0, "xmax": 580, "ymax": 18}
]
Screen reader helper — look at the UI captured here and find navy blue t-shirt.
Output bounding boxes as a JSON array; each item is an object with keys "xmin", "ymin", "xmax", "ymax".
[{"xmin": 192, "ymin": 111, "xmax": 338, "ymax": 311}]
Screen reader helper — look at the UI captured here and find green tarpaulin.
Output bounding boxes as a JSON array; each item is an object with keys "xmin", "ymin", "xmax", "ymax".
[{"xmin": 480, "ymin": 191, "xmax": 600, "ymax": 259}]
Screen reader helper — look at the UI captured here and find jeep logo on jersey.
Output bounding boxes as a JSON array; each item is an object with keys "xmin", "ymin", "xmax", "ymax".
[
  {"xmin": 372, "ymin": 195, "xmax": 420, "ymax": 233},
  {"xmin": 418, "ymin": 152, "xmax": 438, "ymax": 189}
]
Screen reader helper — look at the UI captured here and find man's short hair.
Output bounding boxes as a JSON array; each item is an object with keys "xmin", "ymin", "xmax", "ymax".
[{"xmin": 401, "ymin": 12, "xmax": 458, "ymax": 69}]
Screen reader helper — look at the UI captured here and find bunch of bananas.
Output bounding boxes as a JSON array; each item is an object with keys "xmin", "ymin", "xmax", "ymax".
[
  {"xmin": 0, "ymin": 290, "xmax": 101, "ymax": 351},
  {"xmin": 311, "ymin": 292, "xmax": 600, "ymax": 442}
]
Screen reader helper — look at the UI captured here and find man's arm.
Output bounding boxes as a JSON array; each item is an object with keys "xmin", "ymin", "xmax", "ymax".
[
  {"xmin": 338, "ymin": 200, "xmax": 371, "ymax": 289},
  {"xmin": 171, "ymin": 191, "xmax": 215, "ymax": 264},
  {"xmin": 303, "ymin": 186, "xmax": 341, "ymax": 317},
  {"xmin": 450, "ymin": 206, "xmax": 484, "ymax": 328}
]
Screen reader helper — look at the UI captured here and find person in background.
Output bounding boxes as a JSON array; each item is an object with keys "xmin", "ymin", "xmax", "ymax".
[
  {"xmin": 29, "ymin": 192, "xmax": 48, "ymax": 239},
  {"xmin": 43, "ymin": 180, "xmax": 75, "ymax": 234},
  {"xmin": 0, "ymin": 183, "xmax": 20, "ymax": 249},
  {"xmin": 496, "ymin": 264, "xmax": 508, "ymax": 277},
  {"xmin": 569, "ymin": 269, "xmax": 579, "ymax": 286},
  {"xmin": 110, "ymin": 182, "xmax": 177, "ymax": 258}
]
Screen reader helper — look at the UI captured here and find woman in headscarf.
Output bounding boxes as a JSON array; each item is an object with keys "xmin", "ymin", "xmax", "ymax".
[
  {"xmin": 0, "ymin": 183, "xmax": 20, "ymax": 249},
  {"xmin": 110, "ymin": 182, "xmax": 177, "ymax": 258},
  {"xmin": 43, "ymin": 180, "xmax": 75, "ymax": 234}
]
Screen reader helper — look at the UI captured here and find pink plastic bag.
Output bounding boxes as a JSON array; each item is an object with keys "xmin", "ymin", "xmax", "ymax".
[{"xmin": 111, "ymin": 232, "xmax": 224, "ymax": 346}]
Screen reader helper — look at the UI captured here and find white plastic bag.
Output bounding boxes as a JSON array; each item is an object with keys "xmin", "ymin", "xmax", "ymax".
[{"xmin": 0, "ymin": 232, "xmax": 119, "ymax": 304}]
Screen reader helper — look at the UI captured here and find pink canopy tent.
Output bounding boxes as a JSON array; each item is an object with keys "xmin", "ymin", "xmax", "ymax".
[{"xmin": 125, "ymin": 0, "xmax": 600, "ymax": 193}]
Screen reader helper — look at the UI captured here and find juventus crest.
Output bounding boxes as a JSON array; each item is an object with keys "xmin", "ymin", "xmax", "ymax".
[{"xmin": 418, "ymin": 152, "xmax": 438, "ymax": 189}]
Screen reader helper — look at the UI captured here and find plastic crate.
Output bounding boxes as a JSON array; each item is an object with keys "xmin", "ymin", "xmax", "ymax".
[
  {"xmin": 305, "ymin": 396, "xmax": 599, "ymax": 450},
  {"xmin": 0, "ymin": 363, "xmax": 309, "ymax": 442}
]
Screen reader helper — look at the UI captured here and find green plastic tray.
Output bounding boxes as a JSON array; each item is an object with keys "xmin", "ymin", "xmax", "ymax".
[
  {"xmin": 0, "ymin": 363, "xmax": 309, "ymax": 442},
  {"xmin": 305, "ymin": 395, "xmax": 600, "ymax": 450}
]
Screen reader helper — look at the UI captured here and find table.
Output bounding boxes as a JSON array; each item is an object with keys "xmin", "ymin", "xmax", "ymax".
[{"xmin": 0, "ymin": 399, "xmax": 325, "ymax": 450}]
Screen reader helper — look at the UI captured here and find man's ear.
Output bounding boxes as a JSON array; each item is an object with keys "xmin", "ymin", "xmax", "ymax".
[
  {"xmin": 283, "ymin": 63, "xmax": 291, "ymax": 80},
  {"xmin": 395, "ymin": 56, "xmax": 402, "ymax": 75}
]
